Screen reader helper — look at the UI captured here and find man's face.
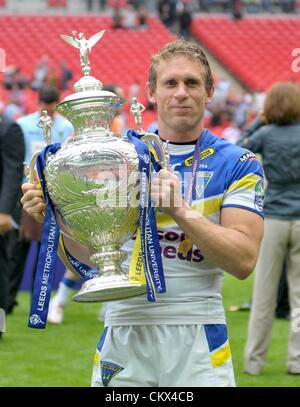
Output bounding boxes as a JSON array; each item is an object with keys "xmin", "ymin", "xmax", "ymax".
[{"xmin": 146, "ymin": 55, "xmax": 213, "ymax": 136}]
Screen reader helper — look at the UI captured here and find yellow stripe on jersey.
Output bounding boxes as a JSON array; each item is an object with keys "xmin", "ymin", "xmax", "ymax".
[
  {"xmin": 227, "ymin": 174, "xmax": 261, "ymax": 192},
  {"xmin": 156, "ymin": 213, "xmax": 176, "ymax": 228},
  {"xmin": 156, "ymin": 195, "xmax": 224, "ymax": 229},
  {"xmin": 197, "ymin": 196, "xmax": 223, "ymax": 217},
  {"xmin": 211, "ymin": 341, "xmax": 232, "ymax": 368}
]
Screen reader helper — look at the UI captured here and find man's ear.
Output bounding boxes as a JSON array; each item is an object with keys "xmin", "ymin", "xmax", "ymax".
[
  {"xmin": 145, "ymin": 82, "xmax": 156, "ymax": 105},
  {"xmin": 205, "ymin": 85, "xmax": 215, "ymax": 105}
]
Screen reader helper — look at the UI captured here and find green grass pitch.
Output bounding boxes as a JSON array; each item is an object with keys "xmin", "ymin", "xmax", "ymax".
[{"xmin": 0, "ymin": 273, "xmax": 299, "ymax": 387}]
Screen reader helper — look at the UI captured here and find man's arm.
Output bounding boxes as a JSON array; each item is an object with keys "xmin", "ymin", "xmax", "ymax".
[
  {"xmin": 172, "ymin": 203, "xmax": 263, "ymax": 280},
  {"xmin": 152, "ymin": 170, "xmax": 264, "ymax": 280}
]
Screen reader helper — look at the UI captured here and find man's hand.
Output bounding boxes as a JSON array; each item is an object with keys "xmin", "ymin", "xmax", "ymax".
[
  {"xmin": 21, "ymin": 183, "xmax": 46, "ymax": 224},
  {"xmin": 0, "ymin": 213, "xmax": 13, "ymax": 236},
  {"xmin": 151, "ymin": 169, "xmax": 185, "ymax": 216}
]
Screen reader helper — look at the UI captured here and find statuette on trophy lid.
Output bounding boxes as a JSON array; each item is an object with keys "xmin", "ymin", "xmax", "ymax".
[
  {"xmin": 60, "ymin": 30, "xmax": 105, "ymax": 76},
  {"xmin": 130, "ymin": 98, "xmax": 169, "ymax": 170},
  {"xmin": 28, "ymin": 110, "xmax": 53, "ymax": 184},
  {"xmin": 130, "ymin": 97, "xmax": 146, "ymax": 133},
  {"xmin": 36, "ymin": 110, "xmax": 53, "ymax": 146}
]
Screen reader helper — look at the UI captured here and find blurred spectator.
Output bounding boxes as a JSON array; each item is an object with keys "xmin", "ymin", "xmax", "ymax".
[
  {"xmin": 99, "ymin": 0, "xmax": 107, "ymax": 10},
  {"xmin": 198, "ymin": 0, "xmax": 209, "ymax": 11},
  {"xmin": 123, "ymin": 4, "xmax": 137, "ymax": 29},
  {"xmin": 112, "ymin": 6, "xmax": 123, "ymax": 29},
  {"xmin": 103, "ymin": 83, "xmax": 128, "ymax": 135},
  {"xmin": 59, "ymin": 59, "xmax": 73, "ymax": 91},
  {"xmin": 210, "ymin": 102, "xmax": 225, "ymax": 127},
  {"xmin": 129, "ymin": 79, "xmax": 140, "ymax": 101},
  {"xmin": 31, "ymin": 56, "xmax": 49, "ymax": 91},
  {"xmin": 4, "ymin": 66, "xmax": 29, "ymax": 91},
  {"xmin": 86, "ymin": 0, "xmax": 92, "ymax": 10},
  {"xmin": 232, "ymin": 0, "xmax": 243, "ymax": 19},
  {"xmin": 0, "ymin": 114, "xmax": 25, "ymax": 324},
  {"xmin": 137, "ymin": 4, "xmax": 148, "ymax": 30},
  {"xmin": 253, "ymin": 88, "xmax": 266, "ymax": 113},
  {"xmin": 177, "ymin": 1, "xmax": 193, "ymax": 39},
  {"xmin": 4, "ymin": 66, "xmax": 18, "ymax": 90},
  {"xmin": 158, "ymin": 0, "xmax": 177, "ymax": 29},
  {"xmin": 48, "ymin": 66, "xmax": 59, "ymax": 88},
  {"xmin": 281, "ymin": 0, "xmax": 295, "ymax": 13},
  {"xmin": 234, "ymin": 93, "xmax": 253, "ymax": 129},
  {"xmin": 239, "ymin": 82, "xmax": 300, "ymax": 376},
  {"xmin": 222, "ymin": 115, "xmax": 241, "ymax": 143},
  {"xmin": 3, "ymin": 98, "xmax": 24, "ymax": 121},
  {"xmin": 213, "ymin": 76, "xmax": 231, "ymax": 109},
  {"xmin": 262, "ymin": 0, "xmax": 272, "ymax": 12}
]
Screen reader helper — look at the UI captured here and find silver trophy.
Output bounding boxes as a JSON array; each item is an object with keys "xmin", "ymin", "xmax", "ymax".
[{"xmin": 30, "ymin": 30, "xmax": 168, "ymax": 302}]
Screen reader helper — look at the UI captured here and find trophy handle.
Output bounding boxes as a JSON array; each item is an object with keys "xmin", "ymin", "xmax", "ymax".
[
  {"xmin": 28, "ymin": 152, "xmax": 40, "ymax": 183},
  {"xmin": 140, "ymin": 132, "xmax": 169, "ymax": 170}
]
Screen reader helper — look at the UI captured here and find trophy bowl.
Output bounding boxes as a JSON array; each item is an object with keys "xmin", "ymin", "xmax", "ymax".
[{"xmin": 35, "ymin": 30, "xmax": 168, "ymax": 302}]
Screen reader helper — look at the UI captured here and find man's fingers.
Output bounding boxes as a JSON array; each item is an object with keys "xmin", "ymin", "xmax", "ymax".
[
  {"xmin": 24, "ymin": 201, "xmax": 46, "ymax": 214},
  {"xmin": 32, "ymin": 213, "xmax": 45, "ymax": 224},
  {"xmin": 22, "ymin": 182, "xmax": 38, "ymax": 194},
  {"xmin": 158, "ymin": 168, "xmax": 172, "ymax": 179},
  {"xmin": 21, "ymin": 189, "xmax": 44, "ymax": 206},
  {"xmin": 25, "ymin": 202, "xmax": 46, "ymax": 224}
]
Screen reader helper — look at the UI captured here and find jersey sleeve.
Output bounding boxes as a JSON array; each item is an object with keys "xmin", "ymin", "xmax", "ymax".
[{"xmin": 222, "ymin": 149, "xmax": 264, "ymax": 218}]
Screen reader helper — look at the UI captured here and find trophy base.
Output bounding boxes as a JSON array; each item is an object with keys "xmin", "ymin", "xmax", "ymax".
[{"xmin": 72, "ymin": 274, "xmax": 146, "ymax": 302}]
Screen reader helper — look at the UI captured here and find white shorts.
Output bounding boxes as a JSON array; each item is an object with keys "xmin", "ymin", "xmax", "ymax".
[{"xmin": 91, "ymin": 324, "xmax": 236, "ymax": 387}]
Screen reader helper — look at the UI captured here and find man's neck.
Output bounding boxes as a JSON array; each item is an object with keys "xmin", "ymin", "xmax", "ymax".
[
  {"xmin": 157, "ymin": 120, "xmax": 204, "ymax": 144},
  {"xmin": 158, "ymin": 128, "xmax": 203, "ymax": 144}
]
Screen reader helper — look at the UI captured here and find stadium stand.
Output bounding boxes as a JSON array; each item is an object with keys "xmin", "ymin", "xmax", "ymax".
[
  {"xmin": 191, "ymin": 16, "xmax": 300, "ymax": 91},
  {"xmin": 48, "ymin": 0, "xmax": 67, "ymax": 7},
  {"xmin": 0, "ymin": 15, "xmax": 175, "ymax": 127}
]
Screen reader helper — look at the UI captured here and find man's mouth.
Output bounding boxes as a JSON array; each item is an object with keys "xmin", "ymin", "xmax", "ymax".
[{"xmin": 170, "ymin": 106, "xmax": 191, "ymax": 111}]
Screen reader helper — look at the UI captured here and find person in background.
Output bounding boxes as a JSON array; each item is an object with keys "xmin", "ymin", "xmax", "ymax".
[
  {"xmin": 238, "ymin": 82, "xmax": 300, "ymax": 376},
  {"xmin": 0, "ymin": 113, "xmax": 25, "ymax": 336}
]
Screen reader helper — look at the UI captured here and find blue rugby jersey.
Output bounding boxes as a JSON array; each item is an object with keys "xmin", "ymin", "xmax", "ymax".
[{"xmin": 105, "ymin": 129, "xmax": 264, "ymax": 326}]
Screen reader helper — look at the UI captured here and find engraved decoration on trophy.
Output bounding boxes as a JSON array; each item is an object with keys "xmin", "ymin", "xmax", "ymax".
[{"xmin": 32, "ymin": 30, "xmax": 169, "ymax": 303}]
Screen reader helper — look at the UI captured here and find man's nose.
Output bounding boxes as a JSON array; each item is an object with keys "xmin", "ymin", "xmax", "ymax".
[{"xmin": 174, "ymin": 84, "xmax": 188, "ymax": 100}]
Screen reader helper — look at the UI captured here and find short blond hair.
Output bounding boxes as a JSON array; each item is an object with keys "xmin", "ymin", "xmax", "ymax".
[
  {"xmin": 264, "ymin": 82, "xmax": 300, "ymax": 125},
  {"xmin": 148, "ymin": 39, "xmax": 214, "ymax": 94}
]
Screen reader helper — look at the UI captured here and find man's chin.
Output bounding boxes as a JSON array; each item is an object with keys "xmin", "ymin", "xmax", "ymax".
[{"xmin": 171, "ymin": 118, "xmax": 195, "ymax": 132}]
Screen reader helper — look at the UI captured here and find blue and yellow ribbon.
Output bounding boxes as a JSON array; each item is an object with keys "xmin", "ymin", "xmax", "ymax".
[{"xmin": 127, "ymin": 130, "xmax": 166, "ymax": 302}]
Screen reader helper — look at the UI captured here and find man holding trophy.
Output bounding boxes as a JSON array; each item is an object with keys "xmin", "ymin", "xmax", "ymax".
[{"xmin": 21, "ymin": 37, "xmax": 264, "ymax": 386}]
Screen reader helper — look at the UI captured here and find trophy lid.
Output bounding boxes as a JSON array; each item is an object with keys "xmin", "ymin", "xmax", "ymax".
[{"xmin": 57, "ymin": 29, "xmax": 123, "ymax": 107}]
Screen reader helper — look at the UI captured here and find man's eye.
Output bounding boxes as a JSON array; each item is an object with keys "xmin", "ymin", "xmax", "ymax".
[
  {"xmin": 187, "ymin": 80, "xmax": 199, "ymax": 87},
  {"xmin": 165, "ymin": 80, "xmax": 176, "ymax": 86}
]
